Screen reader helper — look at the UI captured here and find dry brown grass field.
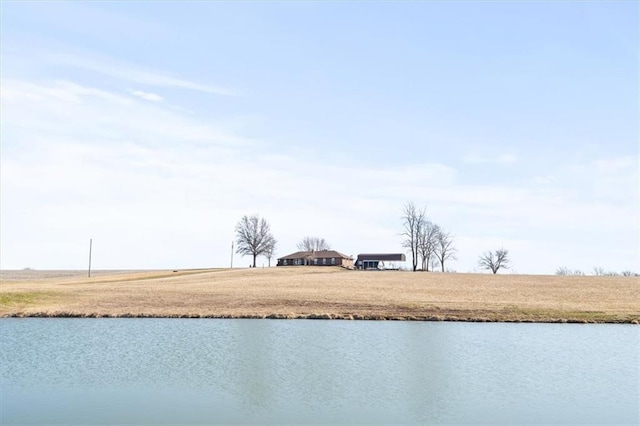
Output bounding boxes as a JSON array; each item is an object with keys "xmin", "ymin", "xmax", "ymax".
[{"xmin": 1, "ymin": 267, "xmax": 638, "ymax": 323}]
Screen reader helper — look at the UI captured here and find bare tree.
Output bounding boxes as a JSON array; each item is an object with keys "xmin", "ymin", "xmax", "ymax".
[
  {"xmin": 430, "ymin": 256, "xmax": 439, "ymax": 272},
  {"xmin": 401, "ymin": 201, "xmax": 425, "ymax": 271},
  {"xmin": 478, "ymin": 248, "xmax": 510, "ymax": 274},
  {"xmin": 297, "ymin": 236, "xmax": 330, "ymax": 252},
  {"xmin": 264, "ymin": 242, "xmax": 276, "ymax": 267},
  {"xmin": 235, "ymin": 215, "xmax": 277, "ymax": 268},
  {"xmin": 556, "ymin": 266, "xmax": 571, "ymax": 276},
  {"xmin": 418, "ymin": 221, "xmax": 439, "ymax": 271},
  {"xmin": 434, "ymin": 229, "xmax": 456, "ymax": 272}
]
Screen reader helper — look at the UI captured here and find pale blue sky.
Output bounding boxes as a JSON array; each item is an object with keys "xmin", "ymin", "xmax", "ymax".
[{"xmin": 1, "ymin": 1, "xmax": 638, "ymax": 273}]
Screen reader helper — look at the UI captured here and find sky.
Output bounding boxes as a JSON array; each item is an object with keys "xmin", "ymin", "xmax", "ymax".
[{"xmin": 1, "ymin": 1, "xmax": 638, "ymax": 274}]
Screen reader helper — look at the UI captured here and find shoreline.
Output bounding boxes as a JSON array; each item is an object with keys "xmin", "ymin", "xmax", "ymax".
[{"xmin": 4, "ymin": 312, "xmax": 638, "ymax": 324}]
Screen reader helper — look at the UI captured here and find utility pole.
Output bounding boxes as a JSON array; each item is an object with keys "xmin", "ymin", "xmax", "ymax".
[
  {"xmin": 88, "ymin": 238, "xmax": 93, "ymax": 278},
  {"xmin": 230, "ymin": 241, "xmax": 234, "ymax": 268}
]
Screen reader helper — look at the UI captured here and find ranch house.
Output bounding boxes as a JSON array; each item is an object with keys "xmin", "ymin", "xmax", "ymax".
[{"xmin": 277, "ymin": 250, "xmax": 354, "ymax": 268}]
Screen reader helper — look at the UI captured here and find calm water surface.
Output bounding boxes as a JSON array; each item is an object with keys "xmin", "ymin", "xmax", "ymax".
[{"xmin": 1, "ymin": 319, "xmax": 638, "ymax": 425}]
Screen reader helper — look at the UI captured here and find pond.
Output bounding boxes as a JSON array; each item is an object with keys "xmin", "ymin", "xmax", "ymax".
[{"xmin": 1, "ymin": 319, "xmax": 638, "ymax": 424}]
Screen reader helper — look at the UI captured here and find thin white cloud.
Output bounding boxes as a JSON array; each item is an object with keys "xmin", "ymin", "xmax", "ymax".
[
  {"xmin": 595, "ymin": 156, "xmax": 637, "ymax": 174},
  {"xmin": 2, "ymin": 79, "xmax": 132, "ymax": 105},
  {"xmin": 129, "ymin": 89, "xmax": 164, "ymax": 102},
  {"xmin": 532, "ymin": 157, "xmax": 638, "ymax": 205},
  {"xmin": 38, "ymin": 50, "xmax": 239, "ymax": 96},
  {"xmin": 2, "ymin": 79, "xmax": 251, "ymax": 148},
  {"xmin": 462, "ymin": 153, "xmax": 518, "ymax": 165}
]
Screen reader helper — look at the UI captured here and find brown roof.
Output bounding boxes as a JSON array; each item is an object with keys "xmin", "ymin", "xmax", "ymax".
[
  {"xmin": 356, "ymin": 253, "xmax": 406, "ymax": 262},
  {"xmin": 278, "ymin": 250, "xmax": 353, "ymax": 261}
]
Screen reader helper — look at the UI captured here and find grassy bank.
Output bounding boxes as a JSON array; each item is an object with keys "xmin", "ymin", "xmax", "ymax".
[{"xmin": 1, "ymin": 267, "xmax": 638, "ymax": 323}]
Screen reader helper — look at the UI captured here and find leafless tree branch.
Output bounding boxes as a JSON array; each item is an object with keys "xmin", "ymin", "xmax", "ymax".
[
  {"xmin": 478, "ymin": 248, "xmax": 510, "ymax": 274},
  {"xmin": 264, "ymin": 241, "xmax": 277, "ymax": 267},
  {"xmin": 434, "ymin": 229, "xmax": 457, "ymax": 272},
  {"xmin": 401, "ymin": 202, "xmax": 426, "ymax": 271},
  {"xmin": 297, "ymin": 236, "xmax": 331, "ymax": 252},
  {"xmin": 417, "ymin": 221, "xmax": 439, "ymax": 271},
  {"xmin": 235, "ymin": 215, "xmax": 277, "ymax": 267}
]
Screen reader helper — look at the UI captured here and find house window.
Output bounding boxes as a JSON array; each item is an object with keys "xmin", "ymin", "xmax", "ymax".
[
  {"xmin": 283, "ymin": 259, "xmax": 287, "ymax": 265},
  {"xmin": 314, "ymin": 259, "xmax": 318, "ymax": 265},
  {"xmin": 331, "ymin": 258, "xmax": 335, "ymax": 265},
  {"xmin": 323, "ymin": 258, "xmax": 327, "ymax": 265}
]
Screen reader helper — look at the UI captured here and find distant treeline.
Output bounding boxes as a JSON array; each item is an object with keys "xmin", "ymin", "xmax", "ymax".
[{"xmin": 556, "ymin": 267, "xmax": 638, "ymax": 277}]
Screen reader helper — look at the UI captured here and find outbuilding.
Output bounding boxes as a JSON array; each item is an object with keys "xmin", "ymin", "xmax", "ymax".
[{"xmin": 355, "ymin": 253, "xmax": 406, "ymax": 270}]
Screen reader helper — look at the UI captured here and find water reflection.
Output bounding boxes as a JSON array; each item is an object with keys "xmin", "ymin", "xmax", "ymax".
[
  {"xmin": 228, "ymin": 319, "xmax": 275, "ymax": 414},
  {"xmin": 1, "ymin": 319, "xmax": 638, "ymax": 425}
]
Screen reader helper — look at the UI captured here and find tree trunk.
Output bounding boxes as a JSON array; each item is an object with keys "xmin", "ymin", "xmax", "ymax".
[
  {"xmin": 252, "ymin": 254, "xmax": 257, "ymax": 268},
  {"xmin": 413, "ymin": 247, "xmax": 418, "ymax": 271},
  {"xmin": 441, "ymin": 260, "xmax": 445, "ymax": 272}
]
